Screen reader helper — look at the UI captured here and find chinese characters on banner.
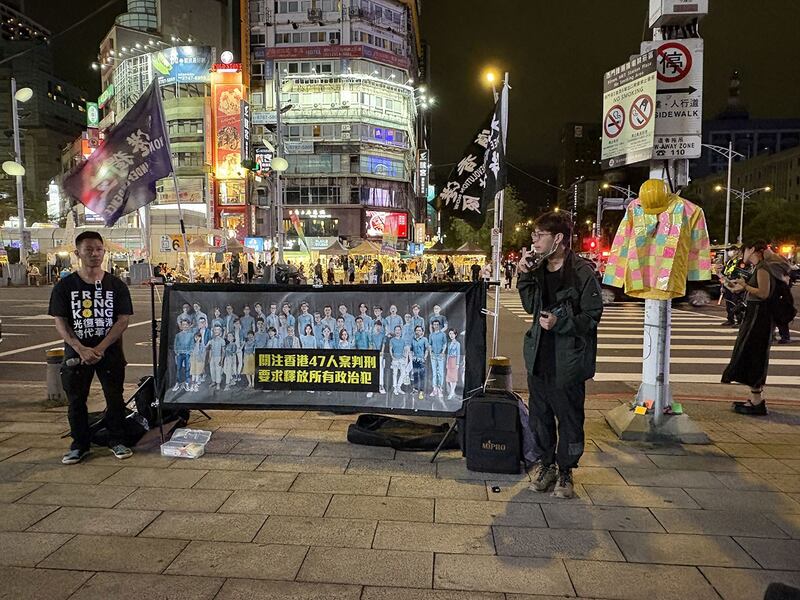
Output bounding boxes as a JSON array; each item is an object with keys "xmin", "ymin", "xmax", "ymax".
[
  {"xmin": 256, "ymin": 349, "xmax": 380, "ymax": 392},
  {"xmin": 438, "ymin": 94, "xmax": 506, "ymax": 229},
  {"xmin": 212, "ymin": 82, "xmax": 245, "ymax": 179},
  {"xmin": 62, "ymin": 82, "xmax": 174, "ymax": 226},
  {"xmin": 381, "ymin": 213, "xmax": 399, "ymax": 255}
]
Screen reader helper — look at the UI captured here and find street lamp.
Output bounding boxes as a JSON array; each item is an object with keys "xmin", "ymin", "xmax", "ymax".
[
  {"xmin": 714, "ymin": 185, "xmax": 771, "ymax": 243},
  {"xmin": 702, "ymin": 142, "xmax": 745, "ymax": 247},
  {"xmin": 601, "ymin": 182, "xmax": 635, "ymax": 199},
  {"xmin": 2, "ymin": 78, "xmax": 33, "ymax": 269}
]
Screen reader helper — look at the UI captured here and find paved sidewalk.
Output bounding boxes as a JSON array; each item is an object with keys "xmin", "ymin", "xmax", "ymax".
[{"xmin": 1, "ymin": 382, "xmax": 799, "ymax": 600}]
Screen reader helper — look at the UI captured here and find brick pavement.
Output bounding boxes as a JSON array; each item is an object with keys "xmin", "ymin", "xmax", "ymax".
[{"xmin": 0, "ymin": 382, "xmax": 799, "ymax": 599}]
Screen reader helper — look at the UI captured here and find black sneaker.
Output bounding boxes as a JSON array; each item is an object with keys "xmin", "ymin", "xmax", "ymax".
[
  {"xmin": 720, "ymin": 320, "xmax": 734, "ymax": 327},
  {"xmin": 734, "ymin": 402, "xmax": 768, "ymax": 416},
  {"xmin": 553, "ymin": 469, "xmax": 575, "ymax": 499},
  {"xmin": 62, "ymin": 448, "xmax": 90, "ymax": 465},
  {"xmin": 110, "ymin": 444, "xmax": 133, "ymax": 459},
  {"xmin": 529, "ymin": 463, "xmax": 557, "ymax": 492}
]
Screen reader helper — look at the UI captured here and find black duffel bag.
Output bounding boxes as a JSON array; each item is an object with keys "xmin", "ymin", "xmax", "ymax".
[{"xmin": 347, "ymin": 414, "xmax": 460, "ymax": 451}]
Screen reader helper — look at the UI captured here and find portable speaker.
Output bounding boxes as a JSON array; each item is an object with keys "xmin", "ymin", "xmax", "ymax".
[{"xmin": 464, "ymin": 390, "xmax": 522, "ymax": 474}]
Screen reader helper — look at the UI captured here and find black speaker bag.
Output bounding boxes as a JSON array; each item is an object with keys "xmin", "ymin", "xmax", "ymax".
[
  {"xmin": 464, "ymin": 390, "xmax": 522, "ymax": 474},
  {"xmin": 347, "ymin": 414, "xmax": 459, "ymax": 451}
]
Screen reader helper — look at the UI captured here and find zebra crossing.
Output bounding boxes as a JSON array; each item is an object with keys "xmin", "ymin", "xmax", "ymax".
[{"xmin": 497, "ymin": 292, "xmax": 800, "ymax": 387}]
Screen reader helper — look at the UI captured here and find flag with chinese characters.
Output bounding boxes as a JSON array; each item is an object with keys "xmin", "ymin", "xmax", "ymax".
[
  {"xmin": 438, "ymin": 91, "xmax": 507, "ymax": 229},
  {"xmin": 63, "ymin": 81, "xmax": 173, "ymax": 227},
  {"xmin": 289, "ymin": 212, "xmax": 309, "ymax": 254}
]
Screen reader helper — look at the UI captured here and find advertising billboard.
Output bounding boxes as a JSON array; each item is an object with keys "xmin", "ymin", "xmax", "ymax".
[
  {"xmin": 151, "ymin": 46, "xmax": 214, "ymax": 86},
  {"xmin": 365, "ymin": 210, "xmax": 408, "ymax": 239},
  {"xmin": 212, "ymin": 81, "xmax": 245, "ymax": 179}
]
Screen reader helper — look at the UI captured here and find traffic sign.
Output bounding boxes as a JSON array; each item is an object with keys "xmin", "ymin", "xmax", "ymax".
[
  {"xmin": 601, "ymin": 51, "xmax": 658, "ymax": 170},
  {"xmin": 604, "ymin": 105, "xmax": 625, "ymax": 139},
  {"xmin": 642, "ymin": 38, "xmax": 704, "ymax": 159},
  {"xmin": 629, "ymin": 94, "xmax": 654, "ymax": 130}
]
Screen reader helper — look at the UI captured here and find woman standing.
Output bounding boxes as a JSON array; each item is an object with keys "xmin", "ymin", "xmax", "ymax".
[
  {"xmin": 721, "ymin": 240, "xmax": 782, "ymax": 415},
  {"xmin": 445, "ymin": 328, "xmax": 462, "ymax": 400}
]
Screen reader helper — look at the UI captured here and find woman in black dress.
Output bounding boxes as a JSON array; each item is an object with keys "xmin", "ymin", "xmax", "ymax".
[{"xmin": 721, "ymin": 240, "xmax": 781, "ymax": 415}]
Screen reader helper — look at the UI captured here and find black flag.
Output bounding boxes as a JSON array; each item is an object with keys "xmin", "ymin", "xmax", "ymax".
[
  {"xmin": 439, "ymin": 96, "xmax": 507, "ymax": 229},
  {"xmin": 63, "ymin": 81, "xmax": 174, "ymax": 226}
]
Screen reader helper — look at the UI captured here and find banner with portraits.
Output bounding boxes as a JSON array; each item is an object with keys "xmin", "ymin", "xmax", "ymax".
[{"xmin": 159, "ymin": 283, "xmax": 486, "ymax": 415}]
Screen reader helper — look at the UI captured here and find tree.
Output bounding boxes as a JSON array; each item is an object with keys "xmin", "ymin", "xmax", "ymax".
[
  {"xmin": 443, "ymin": 185, "xmax": 529, "ymax": 254},
  {"xmin": 742, "ymin": 197, "xmax": 800, "ymax": 244}
]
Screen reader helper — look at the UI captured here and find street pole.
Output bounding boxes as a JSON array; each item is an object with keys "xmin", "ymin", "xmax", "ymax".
[
  {"xmin": 724, "ymin": 139, "xmax": 733, "ymax": 247},
  {"xmin": 738, "ymin": 187, "xmax": 745, "ymax": 244},
  {"xmin": 11, "ymin": 77, "xmax": 26, "ymax": 268},
  {"xmin": 273, "ymin": 60, "xmax": 285, "ymax": 268}
]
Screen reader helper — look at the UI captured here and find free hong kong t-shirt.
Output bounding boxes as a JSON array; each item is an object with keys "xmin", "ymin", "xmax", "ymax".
[{"xmin": 48, "ymin": 272, "xmax": 134, "ymax": 360}]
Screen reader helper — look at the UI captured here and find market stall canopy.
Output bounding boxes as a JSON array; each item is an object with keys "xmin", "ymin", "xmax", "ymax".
[
  {"xmin": 424, "ymin": 241, "xmax": 449, "ymax": 254},
  {"xmin": 224, "ymin": 237, "xmax": 244, "ymax": 251},
  {"xmin": 187, "ymin": 238, "xmax": 215, "ymax": 253},
  {"xmin": 456, "ymin": 241, "xmax": 486, "ymax": 255},
  {"xmin": 104, "ymin": 240, "xmax": 128, "ymax": 254},
  {"xmin": 319, "ymin": 240, "xmax": 349, "ymax": 255},
  {"xmin": 348, "ymin": 240, "xmax": 382, "ymax": 255}
]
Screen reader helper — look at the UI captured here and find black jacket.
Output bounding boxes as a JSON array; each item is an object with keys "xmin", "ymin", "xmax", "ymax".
[{"xmin": 517, "ymin": 250, "xmax": 603, "ymax": 387}]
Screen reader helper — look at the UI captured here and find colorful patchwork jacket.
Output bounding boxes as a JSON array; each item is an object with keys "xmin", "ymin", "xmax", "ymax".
[{"xmin": 603, "ymin": 196, "xmax": 711, "ymax": 300}]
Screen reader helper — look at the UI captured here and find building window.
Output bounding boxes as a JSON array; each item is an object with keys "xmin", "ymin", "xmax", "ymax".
[
  {"xmin": 172, "ymin": 151, "xmax": 204, "ymax": 167},
  {"xmin": 252, "ymin": 62, "xmax": 266, "ymax": 77},
  {"xmin": 251, "ymin": 33, "xmax": 266, "ymax": 46},
  {"xmin": 168, "ymin": 119, "xmax": 204, "ymax": 136},
  {"xmin": 285, "ymin": 185, "xmax": 342, "ymax": 205},
  {"xmin": 360, "ymin": 155, "xmax": 404, "ymax": 179}
]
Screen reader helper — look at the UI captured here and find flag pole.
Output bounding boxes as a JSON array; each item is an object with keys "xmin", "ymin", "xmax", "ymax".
[
  {"xmin": 151, "ymin": 81, "xmax": 192, "ymax": 282},
  {"xmin": 491, "ymin": 72, "xmax": 509, "ymax": 358}
]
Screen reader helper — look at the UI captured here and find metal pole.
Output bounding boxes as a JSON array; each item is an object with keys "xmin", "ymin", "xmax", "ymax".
[
  {"xmin": 724, "ymin": 140, "xmax": 733, "ymax": 247},
  {"xmin": 490, "ymin": 73, "xmax": 508, "ymax": 358},
  {"xmin": 595, "ymin": 194, "xmax": 602, "ymax": 239},
  {"xmin": 11, "ymin": 77, "xmax": 27, "ymax": 268},
  {"xmin": 274, "ymin": 60, "xmax": 285, "ymax": 267},
  {"xmin": 738, "ymin": 187, "xmax": 745, "ymax": 244}
]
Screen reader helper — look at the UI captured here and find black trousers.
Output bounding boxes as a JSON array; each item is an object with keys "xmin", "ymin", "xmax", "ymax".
[
  {"xmin": 61, "ymin": 356, "xmax": 126, "ymax": 451},
  {"xmin": 723, "ymin": 288, "xmax": 743, "ymax": 323},
  {"xmin": 527, "ymin": 374, "xmax": 586, "ymax": 469}
]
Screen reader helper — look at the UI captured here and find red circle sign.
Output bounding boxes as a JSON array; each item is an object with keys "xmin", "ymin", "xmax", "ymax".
[
  {"xmin": 629, "ymin": 94, "xmax": 653, "ymax": 130},
  {"xmin": 656, "ymin": 42, "xmax": 692, "ymax": 83},
  {"xmin": 604, "ymin": 105, "xmax": 625, "ymax": 139}
]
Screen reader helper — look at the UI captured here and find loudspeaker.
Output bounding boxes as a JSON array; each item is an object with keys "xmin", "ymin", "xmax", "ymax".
[{"xmin": 464, "ymin": 389, "xmax": 522, "ymax": 474}]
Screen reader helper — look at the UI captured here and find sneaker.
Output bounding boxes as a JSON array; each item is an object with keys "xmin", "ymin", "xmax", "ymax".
[
  {"xmin": 720, "ymin": 320, "xmax": 734, "ymax": 327},
  {"xmin": 182, "ymin": 382, "xmax": 191, "ymax": 391},
  {"xmin": 418, "ymin": 391, "xmax": 424, "ymax": 400},
  {"xmin": 171, "ymin": 382, "xmax": 181, "ymax": 392},
  {"xmin": 552, "ymin": 469, "xmax": 575, "ymax": 499},
  {"xmin": 778, "ymin": 338, "xmax": 791, "ymax": 345},
  {"xmin": 109, "ymin": 444, "xmax": 133, "ymax": 460},
  {"xmin": 734, "ymin": 401, "xmax": 768, "ymax": 416},
  {"xmin": 379, "ymin": 387, "xmax": 386, "ymax": 394},
  {"xmin": 529, "ymin": 463, "xmax": 558, "ymax": 492},
  {"xmin": 62, "ymin": 448, "xmax": 90, "ymax": 465},
  {"xmin": 366, "ymin": 392, "xmax": 373, "ymax": 398}
]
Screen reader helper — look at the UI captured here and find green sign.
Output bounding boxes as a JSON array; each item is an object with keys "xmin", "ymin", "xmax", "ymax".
[
  {"xmin": 97, "ymin": 84, "xmax": 114, "ymax": 109},
  {"xmin": 86, "ymin": 102, "xmax": 100, "ymax": 128}
]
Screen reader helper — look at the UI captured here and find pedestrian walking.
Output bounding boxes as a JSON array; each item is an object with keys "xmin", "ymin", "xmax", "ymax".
[
  {"xmin": 48, "ymin": 231, "xmax": 135, "ymax": 464},
  {"xmin": 722, "ymin": 240, "xmax": 793, "ymax": 414},
  {"xmin": 517, "ymin": 212, "xmax": 603, "ymax": 499}
]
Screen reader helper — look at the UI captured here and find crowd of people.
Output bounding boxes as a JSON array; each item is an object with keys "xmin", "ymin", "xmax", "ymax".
[{"xmin": 170, "ymin": 298, "xmax": 464, "ymax": 401}]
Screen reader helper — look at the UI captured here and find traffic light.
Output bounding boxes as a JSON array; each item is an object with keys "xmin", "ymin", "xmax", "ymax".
[{"xmin": 583, "ymin": 237, "xmax": 599, "ymax": 252}]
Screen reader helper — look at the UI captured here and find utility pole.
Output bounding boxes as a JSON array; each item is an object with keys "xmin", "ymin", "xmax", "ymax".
[
  {"xmin": 273, "ymin": 60, "xmax": 286, "ymax": 275},
  {"xmin": 11, "ymin": 78, "xmax": 26, "ymax": 268}
]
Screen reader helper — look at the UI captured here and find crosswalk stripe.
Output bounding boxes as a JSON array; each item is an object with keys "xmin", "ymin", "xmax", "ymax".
[
  {"xmin": 597, "ymin": 343, "xmax": 797, "ymax": 352},
  {"xmin": 592, "ymin": 373, "xmax": 799, "ymax": 386},
  {"xmin": 597, "ymin": 356, "xmax": 797, "ymax": 366}
]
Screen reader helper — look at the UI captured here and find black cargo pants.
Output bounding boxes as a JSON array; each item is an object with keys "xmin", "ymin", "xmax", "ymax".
[{"xmin": 527, "ymin": 374, "xmax": 586, "ymax": 470}]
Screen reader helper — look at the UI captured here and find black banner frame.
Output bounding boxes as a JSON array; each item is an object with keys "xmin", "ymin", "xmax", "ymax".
[{"xmin": 157, "ymin": 281, "xmax": 487, "ymax": 417}]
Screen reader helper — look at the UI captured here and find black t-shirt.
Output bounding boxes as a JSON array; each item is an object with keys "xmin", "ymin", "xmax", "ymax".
[
  {"xmin": 533, "ymin": 266, "xmax": 563, "ymax": 377},
  {"xmin": 48, "ymin": 272, "xmax": 134, "ymax": 360}
]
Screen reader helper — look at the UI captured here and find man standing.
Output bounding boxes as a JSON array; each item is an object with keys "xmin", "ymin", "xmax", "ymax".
[
  {"xmin": 720, "ymin": 246, "xmax": 745, "ymax": 327},
  {"xmin": 517, "ymin": 212, "xmax": 603, "ymax": 498},
  {"xmin": 48, "ymin": 232, "xmax": 135, "ymax": 464}
]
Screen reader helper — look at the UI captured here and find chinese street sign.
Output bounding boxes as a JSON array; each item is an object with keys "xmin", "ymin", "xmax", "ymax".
[{"xmin": 601, "ymin": 51, "xmax": 658, "ymax": 169}]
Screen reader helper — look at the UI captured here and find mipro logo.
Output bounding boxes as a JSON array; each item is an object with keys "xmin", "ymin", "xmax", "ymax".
[{"xmin": 481, "ymin": 439, "xmax": 507, "ymax": 452}]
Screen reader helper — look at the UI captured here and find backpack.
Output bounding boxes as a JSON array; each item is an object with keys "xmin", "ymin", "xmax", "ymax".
[
  {"xmin": 347, "ymin": 414, "xmax": 459, "ymax": 451},
  {"xmin": 770, "ymin": 277, "xmax": 797, "ymax": 327}
]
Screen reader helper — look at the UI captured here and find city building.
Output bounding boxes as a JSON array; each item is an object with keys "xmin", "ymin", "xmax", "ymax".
[
  {"xmin": 245, "ymin": 0, "xmax": 426, "ymax": 250},
  {"xmin": 688, "ymin": 144, "xmax": 800, "ymax": 205},
  {"xmin": 57, "ymin": 0, "xmax": 239, "ymax": 257},
  {"xmin": 693, "ymin": 72, "xmax": 800, "ymax": 179},
  {"xmin": 0, "ymin": 2, "xmax": 88, "ymax": 226}
]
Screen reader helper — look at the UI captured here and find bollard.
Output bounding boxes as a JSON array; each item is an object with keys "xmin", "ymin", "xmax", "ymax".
[
  {"xmin": 487, "ymin": 356, "xmax": 513, "ymax": 391},
  {"xmin": 45, "ymin": 348, "xmax": 67, "ymax": 405}
]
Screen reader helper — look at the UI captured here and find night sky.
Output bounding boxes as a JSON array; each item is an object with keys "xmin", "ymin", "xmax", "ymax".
[{"xmin": 19, "ymin": 0, "xmax": 800, "ymax": 184}]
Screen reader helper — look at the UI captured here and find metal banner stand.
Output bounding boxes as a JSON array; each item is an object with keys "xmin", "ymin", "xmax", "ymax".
[{"xmin": 150, "ymin": 281, "xmax": 165, "ymax": 443}]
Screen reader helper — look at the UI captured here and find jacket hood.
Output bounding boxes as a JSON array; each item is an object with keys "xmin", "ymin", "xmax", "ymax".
[{"xmin": 762, "ymin": 251, "xmax": 791, "ymax": 278}]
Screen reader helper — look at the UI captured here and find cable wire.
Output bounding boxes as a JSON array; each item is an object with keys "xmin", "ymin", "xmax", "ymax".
[{"xmin": 0, "ymin": 0, "xmax": 121, "ymax": 67}]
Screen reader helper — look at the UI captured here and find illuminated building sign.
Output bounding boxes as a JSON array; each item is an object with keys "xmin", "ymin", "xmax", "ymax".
[
  {"xmin": 97, "ymin": 84, "xmax": 115, "ymax": 109},
  {"xmin": 365, "ymin": 210, "xmax": 408, "ymax": 239},
  {"xmin": 151, "ymin": 46, "xmax": 213, "ymax": 85},
  {"xmin": 265, "ymin": 44, "xmax": 410, "ymax": 69}
]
